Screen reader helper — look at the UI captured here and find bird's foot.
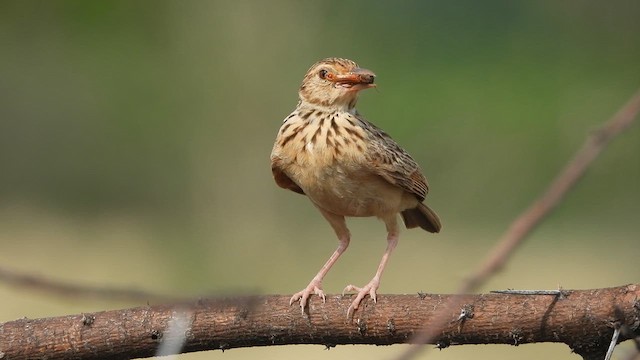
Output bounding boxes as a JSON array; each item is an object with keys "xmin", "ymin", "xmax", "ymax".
[
  {"xmin": 290, "ymin": 279, "xmax": 326, "ymax": 314},
  {"xmin": 342, "ymin": 279, "xmax": 379, "ymax": 317}
]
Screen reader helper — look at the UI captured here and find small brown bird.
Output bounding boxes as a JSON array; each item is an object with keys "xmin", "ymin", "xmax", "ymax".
[{"xmin": 271, "ymin": 58, "xmax": 441, "ymax": 315}]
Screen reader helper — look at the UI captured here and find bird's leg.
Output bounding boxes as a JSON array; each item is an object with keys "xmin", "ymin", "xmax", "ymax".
[
  {"xmin": 343, "ymin": 217, "xmax": 399, "ymax": 317},
  {"xmin": 290, "ymin": 208, "xmax": 350, "ymax": 313}
]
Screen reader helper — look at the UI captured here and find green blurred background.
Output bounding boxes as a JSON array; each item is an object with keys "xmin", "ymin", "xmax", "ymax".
[{"xmin": 1, "ymin": 1, "xmax": 639, "ymax": 359}]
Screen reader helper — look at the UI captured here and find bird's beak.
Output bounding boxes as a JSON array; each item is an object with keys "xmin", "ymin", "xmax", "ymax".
[{"xmin": 333, "ymin": 68, "xmax": 376, "ymax": 90}]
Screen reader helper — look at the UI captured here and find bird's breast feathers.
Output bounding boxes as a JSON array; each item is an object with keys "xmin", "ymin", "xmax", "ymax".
[
  {"xmin": 271, "ymin": 110, "xmax": 418, "ymax": 217},
  {"xmin": 272, "ymin": 110, "xmax": 368, "ymax": 169}
]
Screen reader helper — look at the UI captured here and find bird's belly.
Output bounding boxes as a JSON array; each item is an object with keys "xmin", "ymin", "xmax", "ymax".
[{"xmin": 297, "ymin": 162, "xmax": 413, "ymax": 218}]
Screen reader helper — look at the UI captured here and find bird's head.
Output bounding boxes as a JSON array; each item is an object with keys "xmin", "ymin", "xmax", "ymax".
[{"xmin": 298, "ymin": 58, "xmax": 375, "ymax": 110}]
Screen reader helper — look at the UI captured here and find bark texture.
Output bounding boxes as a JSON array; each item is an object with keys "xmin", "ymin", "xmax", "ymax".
[{"xmin": 0, "ymin": 284, "xmax": 638, "ymax": 360}]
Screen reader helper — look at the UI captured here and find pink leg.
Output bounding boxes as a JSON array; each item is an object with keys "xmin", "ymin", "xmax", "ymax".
[
  {"xmin": 290, "ymin": 207, "xmax": 350, "ymax": 313},
  {"xmin": 343, "ymin": 217, "xmax": 399, "ymax": 316}
]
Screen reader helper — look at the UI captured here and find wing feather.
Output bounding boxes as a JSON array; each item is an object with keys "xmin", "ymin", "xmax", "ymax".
[
  {"xmin": 271, "ymin": 156, "xmax": 305, "ymax": 195},
  {"xmin": 361, "ymin": 117, "xmax": 429, "ymax": 201}
]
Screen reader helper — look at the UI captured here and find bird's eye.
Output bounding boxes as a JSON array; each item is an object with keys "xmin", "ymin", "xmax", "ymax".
[{"xmin": 318, "ymin": 69, "xmax": 328, "ymax": 79}]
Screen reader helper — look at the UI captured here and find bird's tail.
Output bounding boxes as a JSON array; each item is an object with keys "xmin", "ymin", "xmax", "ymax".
[{"xmin": 401, "ymin": 203, "xmax": 442, "ymax": 233}]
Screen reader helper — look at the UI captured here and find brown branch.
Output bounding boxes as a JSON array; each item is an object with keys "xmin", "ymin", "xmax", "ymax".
[
  {"xmin": 0, "ymin": 266, "xmax": 182, "ymax": 303},
  {"xmin": 0, "ymin": 284, "xmax": 638, "ymax": 360},
  {"xmin": 462, "ymin": 88, "xmax": 640, "ymax": 291},
  {"xmin": 395, "ymin": 88, "xmax": 640, "ymax": 360}
]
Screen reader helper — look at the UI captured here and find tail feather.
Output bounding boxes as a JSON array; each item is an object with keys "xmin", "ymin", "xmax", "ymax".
[{"xmin": 401, "ymin": 203, "xmax": 442, "ymax": 233}]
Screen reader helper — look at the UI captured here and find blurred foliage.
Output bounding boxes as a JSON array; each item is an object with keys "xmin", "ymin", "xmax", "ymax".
[
  {"xmin": 1, "ymin": 1, "xmax": 639, "ymax": 221},
  {"xmin": 0, "ymin": 1, "xmax": 639, "ymax": 359}
]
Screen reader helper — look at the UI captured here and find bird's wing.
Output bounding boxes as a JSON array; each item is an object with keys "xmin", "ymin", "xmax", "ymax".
[
  {"xmin": 271, "ymin": 156, "xmax": 305, "ymax": 195},
  {"xmin": 361, "ymin": 118, "xmax": 429, "ymax": 201}
]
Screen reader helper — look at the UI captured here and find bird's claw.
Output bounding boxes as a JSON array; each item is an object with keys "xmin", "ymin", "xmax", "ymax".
[
  {"xmin": 290, "ymin": 282, "xmax": 325, "ymax": 314},
  {"xmin": 342, "ymin": 281, "xmax": 379, "ymax": 317}
]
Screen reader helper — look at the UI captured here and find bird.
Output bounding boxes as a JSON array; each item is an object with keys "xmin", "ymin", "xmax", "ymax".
[{"xmin": 270, "ymin": 57, "xmax": 441, "ymax": 315}]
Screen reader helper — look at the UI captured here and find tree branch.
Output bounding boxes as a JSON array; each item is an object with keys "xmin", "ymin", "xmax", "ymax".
[
  {"xmin": 0, "ymin": 284, "xmax": 638, "ymax": 360},
  {"xmin": 0, "ymin": 266, "xmax": 181, "ymax": 303}
]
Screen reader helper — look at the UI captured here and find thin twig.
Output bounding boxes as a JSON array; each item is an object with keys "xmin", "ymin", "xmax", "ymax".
[
  {"xmin": 459, "ymin": 89, "xmax": 640, "ymax": 292},
  {"xmin": 155, "ymin": 309, "xmax": 193, "ymax": 357},
  {"xmin": 393, "ymin": 89, "xmax": 640, "ymax": 360},
  {"xmin": 0, "ymin": 266, "xmax": 181, "ymax": 303},
  {"xmin": 605, "ymin": 326, "xmax": 621, "ymax": 360}
]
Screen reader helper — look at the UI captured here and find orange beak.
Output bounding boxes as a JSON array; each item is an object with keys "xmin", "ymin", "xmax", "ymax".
[{"xmin": 333, "ymin": 68, "xmax": 376, "ymax": 90}]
